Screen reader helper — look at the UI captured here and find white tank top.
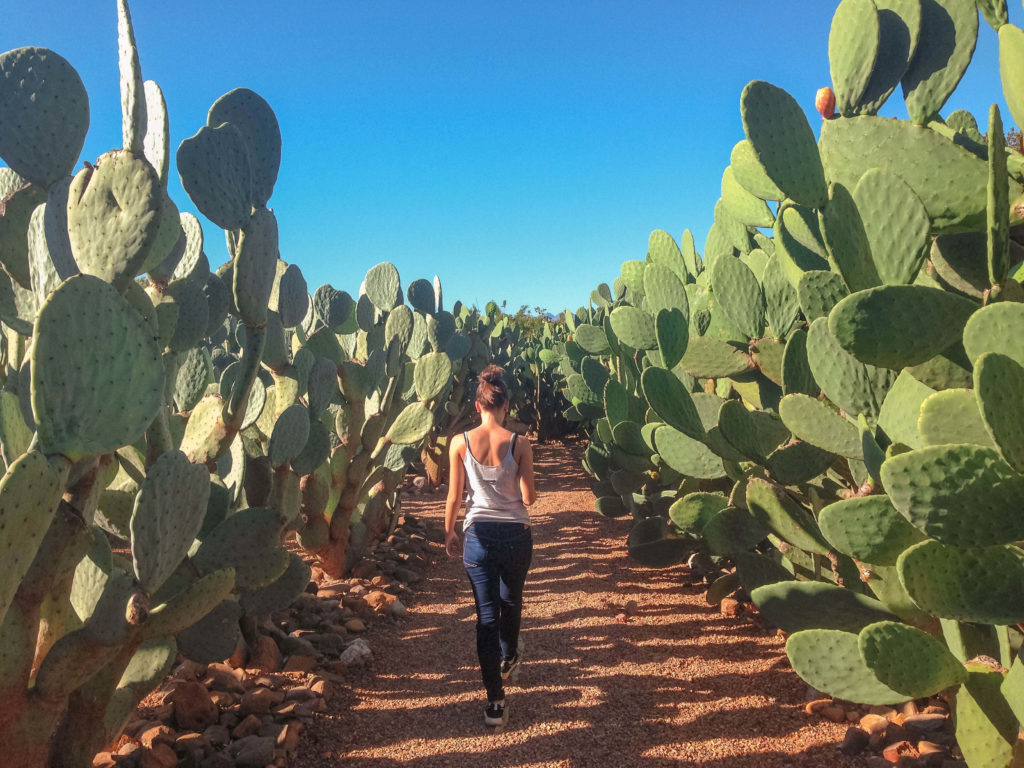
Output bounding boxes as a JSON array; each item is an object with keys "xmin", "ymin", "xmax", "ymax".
[{"xmin": 462, "ymin": 431, "xmax": 529, "ymax": 527}]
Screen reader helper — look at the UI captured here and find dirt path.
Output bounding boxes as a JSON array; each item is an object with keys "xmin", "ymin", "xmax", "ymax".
[{"xmin": 298, "ymin": 441, "xmax": 863, "ymax": 767}]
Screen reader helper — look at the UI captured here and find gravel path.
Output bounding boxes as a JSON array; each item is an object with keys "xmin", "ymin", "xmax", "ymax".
[{"xmin": 298, "ymin": 441, "xmax": 865, "ymax": 767}]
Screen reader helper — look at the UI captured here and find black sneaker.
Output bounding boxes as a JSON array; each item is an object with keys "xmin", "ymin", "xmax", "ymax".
[
  {"xmin": 500, "ymin": 654, "xmax": 520, "ymax": 681},
  {"xmin": 484, "ymin": 698, "xmax": 508, "ymax": 726}
]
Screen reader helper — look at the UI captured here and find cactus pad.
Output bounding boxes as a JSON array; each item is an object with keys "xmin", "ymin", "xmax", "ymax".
[
  {"xmin": 32, "ymin": 275, "xmax": 163, "ymax": 461},
  {"xmin": 858, "ymin": 620, "xmax": 968, "ymax": 698},
  {"xmin": 653, "ymin": 425, "xmax": 725, "ymax": 479},
  {"xmin": 852, "ymin": 169, "xmax": 929, "ymax": 285},
  {"xmin": 208, "ymin": 88, "xmax": 281, "ymax": 207},
  {"xmin": 268, "ymin": 404, "xmax": 311, "ymax": 468},
  {"xmin": 679, "ymin": 336, "xmax": 753, "ymax": 379},
  {"xmin": 897, "ymin": 539, "xmax": 1024, "ymax": 624},
  {"xmin": 386, "ymin": 402, "xmax": 434, "ymax": 445},
  {"xmin": 917, "ymin": 388, "xmax": 992, "ymax": 448},
  {"xmin": 856, "ymin": 0, "xmax": 921, "ymax": 115},
  {"xmin": 828, "ymin": 285, "xmax": 977, "ymax": 369},
  {"xmin": 806, "ymin": 317, "xmax": 890, "ymax": 421},
  {"xmin": 176, "ymin": 122, "xmax": 252, "ymax": 231},
  {"xmin": 609, "ymin": 306, "xmax": 656, "ymax": 350},
  {"xmin": 668, "ymin": 492, "xmax": 727, "ymax": 533},
  {"xmin": 740, "ymin": 81, "xmax": 828, "ymax": 208},
  {"xmin": 717, "ymin": 400, "xmax": 788, "ymax": 462},
  {"xmin": 702, "ymin": 506, "xmax": 768, "ymax": 556},
  {"xmin": 881, "ymin": 444, "xmax": 1024, "ymax": 547},
  {"xmin": 365, "ymin": 262, "xmax": 401, "ymax": 312},
  {"xmin": 751, "ymin": 580, "xmax": 897, "ymax": 633},
  {"xmin": 975, "ymin": 352, "xmax": 1024, "ymax": 472},
  {"xmin": 963, "ymin": 302, "xmax": 1024, "ymax": 367},
  {"xmin": 709, "ymin": 255, "xmax": 764, "ymax": 339},
  {"xmin": 745, "ymin": 478, "xmax": 830, "ymax": 555},
  {"xmin": 779, "ymin": 394, "xmax": 860, "ymax": 458},
  {"xmin": 176, "ymin": 598, "xmax": 242, "ymax": 663},
  {"xmin": 818, "ymin": 496, "xmax": 924, "ymax": 566},
  {"xmin": 193, "ymin": 507, "xmax": 286, "ymax": 590},
  {"xmin": 729, "ymin": 140, "xmax": 784, "ymax": 202},
  {"xmin": 233, "ymin": 208, "xmax": 278, "ymax": 326},
  {"xmin": 829, "ymin": 0, "xmax": 880, "ymax": 115},
  {"xmin": 786, "ymin": 629, "xmax": 907, "ymax": 705},
  {"xmin": 642, "ymin": 367, "xmax": 704, "ymax": 440},
  {"xmin": 0, "ymin": 47, "xmax": 89, "ymax": 188},
  {"xmin": 240, "ymin": 552, "xmax": 311, "ymax": 616}
]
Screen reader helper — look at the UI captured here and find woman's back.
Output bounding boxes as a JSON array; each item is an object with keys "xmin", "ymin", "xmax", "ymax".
[{"xmin": 462, "ymin": 426, "xmax": 527, "ymax": 526}]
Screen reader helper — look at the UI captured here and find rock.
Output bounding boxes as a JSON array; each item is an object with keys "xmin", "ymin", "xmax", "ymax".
[
  {"xmin": 172, "ymin": 660, "xmax": 208, "ymax": 681},
  {"xmin": 882, "ymin": 740, "xmax": 920, "ymax": 763},
  {"xmin": 720, "ymin": 597, "xmax": 743, "ymax": 617},
  {"xmin": 886, "ymin": 723, "xmax": 910, "ymax": 744},
  {"xmin": 863, "ymin": 758, "xmax": 891, "ymax": 768},
  {"xmin": 338, "ymin": 638, "xmax": 372, "ymax": 667},
  {"xmin": 284, "ymin": 687, "xmax": 317, "ymax": 702},
  {"xmin": 172, "ymin": 682, "xmax": 219, "ymax": 732},
  {"xmin": 272, "ymin": 700, "xmax": 312, "ymax": 719},
  {"xmin": 199, "ymin": 752, "xmax": 234, "ymax": 768},
  {"xmin": 821, "ymin": 705, "xmax": 847, "ymax": 723},
  {"xmin": 283, "ymin": 654, "xmax": 316, "ymax": 673},
  {"xmin": 92, "ymin": 753, "xmax": 117, "ymax": 768},
  {"xmin": 344, "ymin": 618, "xmax": 366, "ymax": 633},
  {"xmin": 804, "ymin": 699, "xmax": 832, "ymax": 716},
  {"xmin": 903, "ymin": 713, "xmax": 948, "ymax": 733},
  {"xmin": 860, "ymin": 713, "xmax": 890, "ymax": 736},
  {"xmin": 351, "ymin": 560, "xmax": 378, "ymax": 579},
  {"xmin": 918, "ymin": 740, "xmax": 948, "ymax": 756},
  {"xmin": 226, "ymin": 636, "xmax": 247, "ymax": 669},
  {"xmin": 202, "ymin": 724, "xmax": 230, "ymax": 749},
  {"xmin": 231, "ymin": 713, "xmax": 263, "ymax": 740},
  {"xmin": 138, "ymin": 743, "xmax": 178, "ymax": 768},
  {"xmin": 615, "ymin": 612, "xmax": 628, "ymax": 623},
  {"xmin": 364, "ymin": 590, "xmax": 395, "ymax": 612},
  {"xmin": 309, "ymin": 676, "xmax": 333, "ymax": 702},
  {"xmin": 139, "ymin": 724, "xmax": 176, "ymax": 748},
  {"xmin": 280, "ymin": 634, "xmax": 317, "ymax": 657},
  {"xmin": 208, "ymin": 690, "xmax": 236, "ymax": 709},
  {"xmin": 247, "ymin": 634, "xmax": 282, "ymax": 674},
  {"xmin": 232, "ymin": 735, "xmax": 276, "ymax": 767},
  {"xmin": 314, "ymin": 633, "xmax": 345, "ymax": 657},
  {"xmin": 204, "ymin": 662, "xmax": 245, "ymax": 694},
  {"xmin": 390, "ymin": 599, "xmax": 407, "ymax": 618},
  {"xmin": 840, "ymin": 726, "xmax": 869, "ymax": 756},
  {"xmin": 317, "ymin": 583, "xmax": 348, "ymax": 600},
  {"xmin": 239, "ymin": 687, "xmax": 276, "ymax": 716},
  {"xmin": 277, "ymin": 721, "xmax": 303, "ymax": 753},
  {"xmin": 173, "ymin": 732, "xmax": 211, "ymax": 755}
]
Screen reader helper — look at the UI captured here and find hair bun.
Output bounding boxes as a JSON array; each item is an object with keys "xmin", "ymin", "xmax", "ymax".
[
  {"xmin": 476, "ymin": 364, "xmax": 509, "ymax": 410},
  {"xmin": 480, "ymin": 365, "xmax": 504, "ymax": 383}
]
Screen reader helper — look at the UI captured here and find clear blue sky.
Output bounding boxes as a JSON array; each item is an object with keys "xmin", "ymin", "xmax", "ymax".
[{"xmin": 3, "ymin": 1, "xmax": 1016, "ymax": 315}]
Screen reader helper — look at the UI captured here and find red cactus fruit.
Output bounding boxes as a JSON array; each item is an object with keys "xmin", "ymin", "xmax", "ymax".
[{"xmin": 815, "ymin": 87, "xmax": 836, "ymax": 119}]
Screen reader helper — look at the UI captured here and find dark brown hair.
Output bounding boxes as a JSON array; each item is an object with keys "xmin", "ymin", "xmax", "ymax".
[{"xmin": 476, "ymin": 364, "xmax": 508, "ymax": 410}]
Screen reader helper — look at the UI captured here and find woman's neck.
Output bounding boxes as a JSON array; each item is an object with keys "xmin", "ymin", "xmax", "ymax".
[{"xmin": 479, "ymin": 409, "xmax": 504, "ymax": 428}]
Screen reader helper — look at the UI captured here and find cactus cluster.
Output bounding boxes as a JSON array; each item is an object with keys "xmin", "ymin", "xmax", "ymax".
[{"xmin": 561, "ymin": 2, "xmax": 1024, "ymax": 765}]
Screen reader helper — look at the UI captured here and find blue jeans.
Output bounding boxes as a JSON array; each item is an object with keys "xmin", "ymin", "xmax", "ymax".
[{"xmin": 462, "ymin": 521, "xmax": 533, "ymax": 702}]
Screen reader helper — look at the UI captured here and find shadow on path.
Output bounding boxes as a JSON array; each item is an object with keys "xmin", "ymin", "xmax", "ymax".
[{"xmin": 298, "ymin": 441, "xmax": 864, "ymax": 768}]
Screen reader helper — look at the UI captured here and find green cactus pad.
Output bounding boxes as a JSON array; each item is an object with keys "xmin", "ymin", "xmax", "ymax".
[
  {"xmin": 797, "ymin": 270, "xmax": 848, "ymax": 323},
  {"xmin": 729, "ymin": 140, "xmax": 785, "ymax": 202},
  {"xmin": 193, "ymin": 506, "xmax": 286, "ymax": 590},
  {"xmin": 406, "ymin": 278, "xmax": 436, "ymax": 314},
  {"xmin": 609, "ymin": 306, "xmax": 656, "ymax": 350},
  {"xmin": 955, "ymin": 669, "xmax": 1018, "ymax": 768},
  {"xmin": 386, "ymin": 402, "xmax": 434, "ymax": 445},
  {"xmin": 0, "ymin": 451, "xmax": 66, "ymax": 625},
  {"xmin": 365, "ymin": 261, "xmax": 401, "ymax": 312},
  {"xmin": 856, "ymin": 0, "xmax": 922, "ymax": 114},
  {"xmin": 32, "ymin": 275, "xmax": 163, "ymax": 461},
  {"xmin": 806, "ymin": 317, "xmax": 891, "ymax": 421},
  {"xmin": 647, "ymin": 229, "xmax": 688, "ymax": 283},
  {"xmin": 781, "ymin": 329, "xmax": 818, "ymax": 397},
  {"xmin": 858, "ymin": 620, "xmax": 968, "ymax": 699},
  {"xmin": 745, "ymin": 478, "xmax": 830, "ymax": 555},
  {"xmin": 721, "ymin": 166, "xmax": 774, "ymax": 227},
  {"xmin": 766, "ymin": 440, "xmax": 836, "ymax": 485},
  {"xmin": 641, "ymin": 367, "xmax": 704, "ymax": 440},
  {"xmin": 761, "ymin": 258, "xmax": 798, "ymax": 340},
  {"xmin": 208, "ymin": 88, "xmax": 281, "ymax": 207},
  {"xmin": 581, "ymin": 357, "xmax": 609, "ymax": 397},
  {"xmin": 963, "ymin": 302, "xmax": 1024, "ymax": 367},
  {"xmin": 709, "ymin": 255, "xmax": 764, "ymax": 339},
  {"xmin": 1000, "ymin": 23, "xmax": 1024, "ymax": 136},
  {"xmin": 752, "ymin": 580, "xmax": 898, "ymax": 633},
  {"xmin": 274, "ymin": 264, "xmax": 308, "ymax": 328},
  {"xmin": 0, "ymin": 170, "xmax": 45, "ymax": 289},
  {"xmin": 778, "ymin": 394, "xmax": 860, "ymax": 458},
  {"xmin": 654, "ymin": 308, "xmax": 688, "ymax": 371},
  {"xmin": 313, "ymin": 285, "xmax": 355, "ymax": 330},
  {"xmin": 988, "ymin": 106, "xmax": 1010, "ymax": 286},
  {"xmin": 876, "ymin": 370, "xmax": 933, "ymax": 449},
  {"xmin": 176, "ymin": 598, "xmax": 242, "ymax": 664},
  {"xmin": 774, "ymin": 206, "xmax": 830, "ymax": 290},
  {"xmin": 918, "ymin": 388, "xmax": 992, "ymax": 448},
  {"xmin": 654, "ymin": 425, "xmax": 725, "ymax": 479},
  {"xmin": 116, "ymin": 0, "xmax": 145, "ymax": 153},
  {"xmin": 643, "ymin": 262, "xmax": 689, "ymax": 315},
  {"xmin": 897, "ymin": 539, "xmax": 1024, "ymax": 623},
  {"xmin": 828, "ymin": 285, "xmax": 977, "ymax": 369},
  {"xmin": 233, "ymin": 208, "xmax": 278, "ymax": 326},
  {"xmin": 975, "ymin": 352, "xmax": 1024, "ymax": 472},
  {"xmin": 678, "ymin": 336, "xmax": 753, "ymax": 379},
  {"xmin": 717, "ymin": 400, "xmax": 788, "ymax": 463},
  {"xmin": 821, "ymin": 183, "xmax": 881, "ymax": 292},
  {"xmin": 853, "ymin": 168, "xmax": 929, "ymax": 286},
  {"xmin": 414, "ymin": 351, "xmax": 453, "ymax": 402},
  {"xmin": 176, "ymin": 122, "xmax": 252, "ymax": 231},
  {"xmin": 734, "ymin": 550, "xmax": 793, "ymax": 594},
  {"xmin": 574, "ymin": 323, "xmax": 611, "ymax": 355},
  {"xmin": 819, "ymin": 115, "xmax": 999, "ymax": 233},
  {"xmin": 900, "ymin": 0, "xmax": 978, "ymax": 124},
  {"xmin": 130, "ymin": 450, "xmax": 211, "ymax": 593},
  {"xmin": 240, "ymin": 552, "xmax": 311, "ymax": 616},
  {"xmin": 627, "ymin": 516, "xmax": 693, "ymax": 567},
  {"xmin": 786, "ymin": 629, "xmax": 908, "ymax": 705},
  {"xmin": 268, "ymin": 404, "xmax": 311, "ymax": 469},
  {"xmin": 145, "ymin": 568, "xmax": 236, "ymax": 638},
  {"xmin": 978, "ymin": 0, "xmax": 1008, "ymax": 30},
  {"xmin": 740, "ymin": 81, "xmax": 828, "ymax": 208},
  {"xmin": 882, "ymin": 444, "xmax": 1024, "ymax": 547},
  {"xmin": 930, "ymin": 232, "xmax": 988, "ymax": 299},
  {"xmin": 829, "ymin": 0, "xmax": 880, "ymax": 115},
  {"xmin": 819, "ymin": 496, "xmax": 925, "ymax": 565},
  {"xmin": 67, "ymin": 150, "xmax": 162, "ymax": 287},
  {"xmin": 668, "ymin": 492, "xmax": 728, "ymax": 533},
  {"xmin": 142, "ymin": 80, "xmax": 169, "ymax": 186},
  {"xmin": 702, "ymin": 506, "xmax": 768, "ymax": 556},
  {"xmin": 0, "ymin": 47, "xmax": 89, "ymax": 188}
]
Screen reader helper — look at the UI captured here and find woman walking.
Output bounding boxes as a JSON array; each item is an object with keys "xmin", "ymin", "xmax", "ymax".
[{"xmin": 444, "ymin": 364, "xmax": 537, "ymax": 727}]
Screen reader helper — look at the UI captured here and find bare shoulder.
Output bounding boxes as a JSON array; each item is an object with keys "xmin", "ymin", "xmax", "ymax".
[
  {"xmin": 513, "ymin": 432, "xmax": 533, "ymax": 459},
  {"xmin": 449, "ymin": 433, "xmax": 466, "ymax": 456}
]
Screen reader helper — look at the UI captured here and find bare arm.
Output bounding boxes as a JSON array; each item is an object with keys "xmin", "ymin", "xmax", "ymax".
[
  {"xmin": 517, "ymin": 437, "xmax": 536, "ymax": 506},
  {"xmin": 445, "ymin": 435, "xmax": 467, "ymax": 557}
]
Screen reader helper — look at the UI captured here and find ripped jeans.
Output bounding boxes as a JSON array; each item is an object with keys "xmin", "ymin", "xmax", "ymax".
[{"xmin": 462, "ymin": 521, "xmax": 533, "ymax": 702}]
